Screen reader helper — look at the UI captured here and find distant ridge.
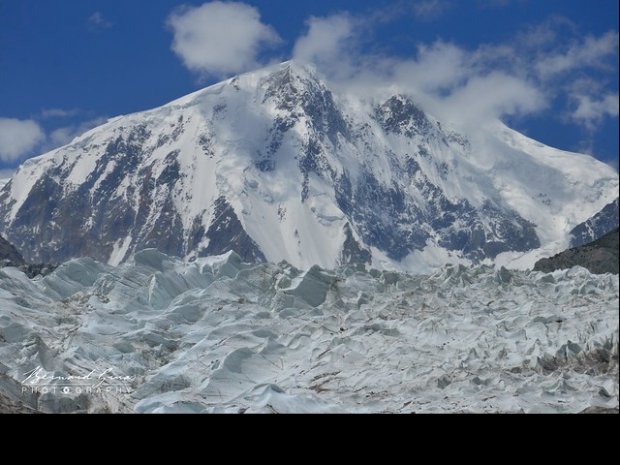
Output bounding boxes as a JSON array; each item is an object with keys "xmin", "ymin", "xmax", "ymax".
[{"xmin": 534, "ymin": 227, "xmax": 619, "ymax": 275}]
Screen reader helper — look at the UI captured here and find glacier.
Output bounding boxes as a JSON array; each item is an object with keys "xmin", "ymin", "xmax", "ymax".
[{"xmin": 1, "ymin": 250, "xmax": 617, "ymax": 413}]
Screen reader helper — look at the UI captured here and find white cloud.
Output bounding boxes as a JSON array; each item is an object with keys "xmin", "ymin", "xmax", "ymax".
[
  {"xmin": 535, "ymin": 31, "xmax": 619, "ymax": 79},
  {"xmin": 413, "ymin": 1, "xmax": 451, "ymax": 20},
  {"xmin": 46, "ymin": 117, "xmax": 108, "ymax": 150},
  {"xmin": 290, "ymin": 11, "xmax": 617, "ymax": 135},
  {"xmin": 514, "ymin": 16, "xmax": 576, "ymax": 50},
  {"xmin": 0, "ymin": 168, "xmax": 15, "ymax": 180},
  {"xmin": 437, "ymin": 72, "xmax": 546, "ymax": 127},
  {"xmin": 167, "ymin": 1, "xmax": 281, "ymax": 77},
  {"xmin": 382, "ymin": 48, "xmax": 545, "ymax": 129},
  {"xmin": 0, "ymin": 115, "xmax": 107, "ymax": 164},
  {"xmin": 293, "ymin": 14, "xmax": 357, "ymax": 76},
  {"xmin": 49, "ymin": 127, "xmax": 77, "ymax": 147},
  {"xmin": 0, "ymin": 118, "xmax": 45, "ymax": 162},
  {"xmin": 571, "ymin": 93, "xmax": 619, "ymax": 129},
  {"xmin": 391, "ymin": 41, "xmax": 469, "ymax": 93},
  {"xmin": 88, "ymin": 11, "xmax": 113, "ymax": 30},
  {"xmin": 292, "ymin": 13, "xmax": 546, "ymax": 130},
  {"xmin": 40, "ymin": 108, "xmax": 79, "ymax": 119}
]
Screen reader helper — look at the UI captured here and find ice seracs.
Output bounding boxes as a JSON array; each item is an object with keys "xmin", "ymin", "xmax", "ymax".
[{"xmin": 0, "ymin": 250, "xmax": 617, "ymax": 413}]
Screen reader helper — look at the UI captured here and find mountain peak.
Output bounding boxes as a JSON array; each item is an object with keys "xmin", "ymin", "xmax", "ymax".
[
  {"xmin": 261, "ymin": 61, "xmax": 326, "ymax": 100},
  {"xmin": 265, "ymin": 60, "xmax": 320, "ymax": 80},
  {"xmin": 0, "ymin": 60, "xmax": 617, "ymax": 270}
]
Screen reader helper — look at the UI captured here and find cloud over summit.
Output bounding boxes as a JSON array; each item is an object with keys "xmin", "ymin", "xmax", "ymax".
[{"xmin": 168, "ymin": 1, "xmax": 281, "ymax": 78}]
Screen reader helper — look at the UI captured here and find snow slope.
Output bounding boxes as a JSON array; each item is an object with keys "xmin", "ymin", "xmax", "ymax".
[
  {"xmin": 0, "ymin": 62, "xmax": 617, "ymax": 270},
  {"xmin": 0, "ymin": 250, "xmax": 617, "ymax": 413}
]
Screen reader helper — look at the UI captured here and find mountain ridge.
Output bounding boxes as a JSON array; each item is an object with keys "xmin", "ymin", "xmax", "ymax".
[
  {"xmin": 534, "ymin": 227, "xmax": 619, "ymax": 275},
  {"xmin": 0, "ymin": 61, "xmax": 617, "ymax": 271},
  {"xmin": 569, "ymin": 198, "xmax": 619, "ymax": 247}
]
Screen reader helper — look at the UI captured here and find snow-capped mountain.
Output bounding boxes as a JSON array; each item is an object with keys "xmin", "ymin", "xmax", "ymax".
[{"xmin": 0, "ymin": 62, "xmax": 617, "ymax": 270}]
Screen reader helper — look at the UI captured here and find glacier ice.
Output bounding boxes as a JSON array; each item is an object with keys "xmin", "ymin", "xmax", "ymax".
[{"xmin": 0, "ymin": 249, "xmax": 618, "ymax": 413}]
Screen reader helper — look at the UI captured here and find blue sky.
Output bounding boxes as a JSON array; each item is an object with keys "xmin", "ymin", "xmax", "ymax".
[{"xmin": 0, "ymin": 0, "xmax": 618, "ymax": 171}]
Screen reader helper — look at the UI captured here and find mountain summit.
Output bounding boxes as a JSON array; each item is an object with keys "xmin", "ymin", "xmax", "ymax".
[{"xmin": 0, "ymin": 62, "xmax": 617, "ymax": 270}]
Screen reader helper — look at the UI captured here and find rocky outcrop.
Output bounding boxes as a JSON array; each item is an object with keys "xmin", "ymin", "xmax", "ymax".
[
  {"xmin": 0, "ymin": 234, "xmax": 24, "ymax": 267},
  {"xmin": 570, "ymin": 198, "xmax": 619, "ymax": 247},
  {"xmin": 0, "ymin": 234, "xmax": 56, "ymax": 278},
  {"xmin": 534, "ymin": 227, "xmax": 619, "ymax": 274}
]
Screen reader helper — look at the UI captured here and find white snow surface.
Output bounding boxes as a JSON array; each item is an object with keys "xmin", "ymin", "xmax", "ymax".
[
  {"xmin": 1, "ymin": 62, "xmax": 617, "ymax": 270},
  {"xmin": 1, "ymin": 249, "xmax": 617, "ymax": 413}
]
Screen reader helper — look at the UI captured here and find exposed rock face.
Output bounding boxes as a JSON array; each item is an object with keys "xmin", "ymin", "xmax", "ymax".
[
  {"xmin": 202, "ymin": 197, "xmax": 266, "ymax": 263},
  {"xmin": 0, "ymin": 62, "xmax": 617, "ymax": 270},
  {"xmin": 0, "ymin": 234, "xmax": 24, "ymax": 268},
  {"xmin": 534, "ymin": 227, "xmax": 619, "ymax": 275},
  {"xmin": 570, "ymin": 198, "xmax": 619, "ymax": 247},
  {"xmin": 1, "ymin": 234, "xmax": 56, "ymax": 278}
]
